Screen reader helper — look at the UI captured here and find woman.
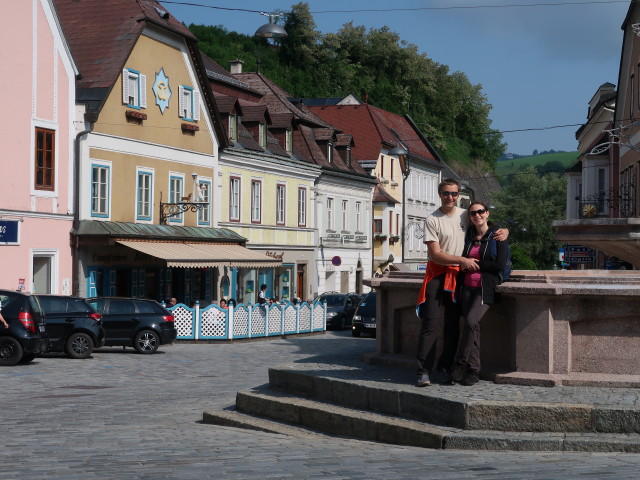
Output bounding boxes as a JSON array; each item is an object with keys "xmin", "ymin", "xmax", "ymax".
[{"xmin": 451, "ymin": 202, "xmax": 509, "ymax": 386}]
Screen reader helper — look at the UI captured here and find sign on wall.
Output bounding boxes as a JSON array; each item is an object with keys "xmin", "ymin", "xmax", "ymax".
[{"xmin": 0, "ymin": 220, "xmax": 20, "ymax": 245}]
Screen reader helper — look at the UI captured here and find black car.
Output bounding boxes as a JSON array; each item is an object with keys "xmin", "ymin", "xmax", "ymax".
[
  {"xmin": 0, "ymin": 290, "xmax": 49, "ymax": 366},
  {"xmin": 351, "ymin": 290, "xmax": 376, "ymax": 337},
  {"xmin": 315, "ymin": 292, "xmax": 363, "ymax": 330},
  {"xmin": 35, "ymin": 295, "xmax": 105, "ymax": 359},
  {"xmin": 86, "ymin": 297, "xmax": 177, "ymax": 354}
]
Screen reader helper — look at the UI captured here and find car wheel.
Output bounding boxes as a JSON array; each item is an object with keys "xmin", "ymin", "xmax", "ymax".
[
  {"xmin": 19, "ymin": 354, "xmax": 36, "ymax": 364},
  {"xmin": 65, "ymin": 332, "xmax": 94, "ymax": 359},
  {"xmin": 0, "ymin": 336, "xmax": 23, "ymax": 366},
  {"xmin": 134, "ymin": 330, "xmax": 160, "ymax": 354},
  {"xmin": 351, "ymin": 329, "xmax": 361, "ymax": 337}
]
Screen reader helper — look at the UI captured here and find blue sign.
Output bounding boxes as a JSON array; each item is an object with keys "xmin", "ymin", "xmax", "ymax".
[{"xmin": 0, "ymin": 220, "xmax": 20, "ymax": 244}]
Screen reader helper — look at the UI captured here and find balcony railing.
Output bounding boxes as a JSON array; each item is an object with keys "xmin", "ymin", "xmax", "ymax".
[{"xmin": 577, "ymin": 184, "xmax": 636, "ymax": 219}]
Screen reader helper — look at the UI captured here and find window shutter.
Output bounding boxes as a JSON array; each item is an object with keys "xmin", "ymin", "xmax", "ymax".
[
  {"xmin": 140, "ymin": 74, "xmax": 147, "ymax": 108},
  {"xmin": 193, "ymin": 90, "xmax": 201, "ymax": 120},
  {"xmin": 122, "ymin": 69, "xmax": 129, "ymax": 104},
  {"xmin": 178, "ymin": 86, "xmax": 185, "ymax": 118}
]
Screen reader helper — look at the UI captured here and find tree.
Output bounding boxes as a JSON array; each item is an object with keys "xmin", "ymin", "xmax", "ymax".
[{"xmin": 491, "ymin": 167, "xmax": 566, "ymax": 268}]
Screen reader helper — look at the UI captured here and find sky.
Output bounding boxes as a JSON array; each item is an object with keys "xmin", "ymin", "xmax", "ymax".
[{"xmin": 159, "ymin": 0, "xmax": 630, "ymax": 156}]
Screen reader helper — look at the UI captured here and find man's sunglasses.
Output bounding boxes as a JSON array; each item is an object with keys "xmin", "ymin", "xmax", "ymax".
[
  {"xmin": 469, "ymin": 208, "xmax": 487, "ymax": 216},
  {"xmin": 440, "ymin": 191, "xmax": 459, "ymax": 197}
]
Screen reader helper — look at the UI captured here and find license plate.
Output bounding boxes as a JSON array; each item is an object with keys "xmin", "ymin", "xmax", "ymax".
[
  {"xmin": 365, "ymin": 323, "xmax": 376, "ymax": 328},
  {"xmin": 39, "ymin": 325, "xmax": 46, "ymax": 333}
]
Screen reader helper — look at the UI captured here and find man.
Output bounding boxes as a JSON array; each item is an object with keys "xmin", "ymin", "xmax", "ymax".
[{"xmin": 415, "ymin": 178, "xmax": 506, "ymax": 387}]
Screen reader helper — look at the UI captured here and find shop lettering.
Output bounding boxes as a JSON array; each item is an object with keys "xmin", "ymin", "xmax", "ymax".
[
  {"xmin": 92, "ymin": 253, "xmax": 128, "ymax": 263},
  {"xmin": 265, "ymin": 250, "xmax": 284, "ymax": 260}
]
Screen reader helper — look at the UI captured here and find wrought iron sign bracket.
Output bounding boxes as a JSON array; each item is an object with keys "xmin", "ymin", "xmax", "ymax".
[{"xmin": 160, "ymin": 200, "xmax": 208, "ymax": 225}]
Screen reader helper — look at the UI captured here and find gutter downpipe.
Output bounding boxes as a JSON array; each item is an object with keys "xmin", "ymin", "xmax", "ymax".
[{"xmin": 71, "ymin": 112, "xmax": 97, "ymax": 296}]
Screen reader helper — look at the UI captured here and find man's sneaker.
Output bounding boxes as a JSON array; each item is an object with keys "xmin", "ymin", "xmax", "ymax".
[
  {"xmin": 461, "ymin": 370, "xmax": 479, "ymax": 386},
  {"xmin": 451, "ymin": 362, "xmax": 466, "ymax": 383},
  {"xmin": 438, "ymin": 368, "xmax": 453, "ymax": 385},
  {"xmin": 416, "ymin": 373, "xmax": 431, "ymax": 387}
]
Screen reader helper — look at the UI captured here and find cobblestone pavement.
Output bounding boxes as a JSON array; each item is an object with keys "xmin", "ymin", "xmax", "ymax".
[{"xmin": 3, "ymin": 331, "xmax": 640, "ymax": 479}]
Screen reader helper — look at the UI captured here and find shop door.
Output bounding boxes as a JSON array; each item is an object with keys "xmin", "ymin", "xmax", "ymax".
[{"xmin": 32, "ymin": 256, "xmax": 52, "ymax": 294}]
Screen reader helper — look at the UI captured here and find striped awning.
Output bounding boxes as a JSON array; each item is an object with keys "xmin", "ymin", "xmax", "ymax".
[{"xmin": 116, "ymin": 240, "xmax": 281, "ymax": 268}]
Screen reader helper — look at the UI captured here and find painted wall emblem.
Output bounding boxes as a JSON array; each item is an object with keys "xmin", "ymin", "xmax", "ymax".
[{"xmin": 153, "ymin": 68, "xmax": 171, "ymax": 113}]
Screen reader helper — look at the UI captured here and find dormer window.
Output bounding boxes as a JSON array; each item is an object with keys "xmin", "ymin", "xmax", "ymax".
[
  {"xmin": 178, "ymin": 86, "xmax": 200, "ymax": 121},
  {"xmin": 327, "ymin": 141, "xmax": 333, "ymax": 163},
  {"xmin": 285, "ymin": 128, "xmax": 292, "ymax": 153},
  {"xmin": 229, "ymin": 113, "xmax": 238, "ymax": 141},
  {"xmin": 346, "ymin": 146, "xmax": 351, "ymax": 166},
  {"xmin": 259, "ymin": 122, "xmax": 267, "ymax": 148},
  {"xmin": 122, "ymin": 68, "xmax": 147, "ymax": 109}
]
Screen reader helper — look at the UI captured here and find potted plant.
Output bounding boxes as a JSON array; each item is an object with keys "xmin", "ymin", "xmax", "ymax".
[
  {"xmin": 389, "ymin": 235, "xmax": 401, "ymax": 243},
  {"xmin": 374, "ymin": 234, "xmax": 387, "ymax": 241}
]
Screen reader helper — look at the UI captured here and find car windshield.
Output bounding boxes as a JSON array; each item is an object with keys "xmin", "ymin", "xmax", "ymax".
[
  {"xmin": 356, "ymin": 292, "xmax": 376, "ymax": 316},
  {"xmin": 321, "ymin": 295, "xmax": 346, "ymax": 307}
]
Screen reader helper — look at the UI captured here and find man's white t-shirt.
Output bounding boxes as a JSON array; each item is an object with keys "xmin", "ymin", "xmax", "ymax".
[{"xmin": 423, "ymin": 206, "xmax": 468, "ymax": 264}]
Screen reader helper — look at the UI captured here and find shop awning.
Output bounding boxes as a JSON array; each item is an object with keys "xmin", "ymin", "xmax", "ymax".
[{"xmin": 116, "ymin": 240, "xmax": 281, "ymax": 268}]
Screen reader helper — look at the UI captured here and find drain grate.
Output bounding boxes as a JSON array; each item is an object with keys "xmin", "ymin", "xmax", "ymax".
[{"xmin": 58, "ymin": 385, "xmax": 114, "ymax": 390}]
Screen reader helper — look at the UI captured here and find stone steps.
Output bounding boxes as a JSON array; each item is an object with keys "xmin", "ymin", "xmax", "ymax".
[{"xmin": 201, "ymin": 365, "xmax": 640, "ymax": 452}]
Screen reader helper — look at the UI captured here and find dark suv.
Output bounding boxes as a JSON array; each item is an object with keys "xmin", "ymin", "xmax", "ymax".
[
  {"xmin": 35, "ymin": 295, "xmax": 105, "ymax": 359},
  {"xmin": 0, "ymin": 290, "xmax": 49, "ymax": 365},
  {"xmin": 351, "ymin": 290, "xmax": 376, "ymax": 337},
  {"xmin": 86, "ymin": 297, "xmax": 177, "ymax": 354},
  {"xmin": 315, "ymin": 292, "xmax": 363, "ymax": 330}
]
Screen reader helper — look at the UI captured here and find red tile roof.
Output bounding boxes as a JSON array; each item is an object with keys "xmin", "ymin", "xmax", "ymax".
[
  {"xmin": 309, "ymin": 104, "xmax": 440, "ymax": 166},
  {"xmin": 54, "ymin": 0, "xmax": 196, "ymax": 94}
]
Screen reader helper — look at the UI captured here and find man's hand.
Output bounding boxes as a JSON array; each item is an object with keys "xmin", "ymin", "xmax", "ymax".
[
  {"xmin": 493, "ymin": 228, "xmax": 509, "ymax": 242},
  {"xmin": 460, "ymin": 257, "xmax": 479, "ymax": 271}
]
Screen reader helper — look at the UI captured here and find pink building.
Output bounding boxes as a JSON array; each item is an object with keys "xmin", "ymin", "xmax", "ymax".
[{"xmin": 0, "ymin": 0, "xmax": 77, "ymax": 293}]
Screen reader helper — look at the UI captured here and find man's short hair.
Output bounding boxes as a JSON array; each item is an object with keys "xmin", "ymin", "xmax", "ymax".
[{"xmin": 438, "ymin": 178, "xmax": 461, "ymax": 194}]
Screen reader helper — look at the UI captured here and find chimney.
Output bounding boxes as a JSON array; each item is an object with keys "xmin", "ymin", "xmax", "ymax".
[{"xmin": 229, "ymin": 59, "xmax": 244, "ymax": 74}]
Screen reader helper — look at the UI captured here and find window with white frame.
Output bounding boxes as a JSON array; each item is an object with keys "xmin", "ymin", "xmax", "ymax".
[
  {"xmin": 259, "ymin": 122, "xmax": 267, "ymax": 148},
  {"xmin": 327, "ymin": 197, "xmax": 334, "ymax": 231},
  {"xmin": 198, "ymin": 181, "xmax": 211, "ymax": 225},
  {"xmin": 122, "ymin": 68, "xmax": 146, "ymax": 108},
  {"xmin": 35, "ymin": 127, "xmax": 55, "ymax": 191},
  {"xmin": 178, "ymin": 86, "xmax": 200, "ymax": 121},
  {"xmin": 285, "ymin": 129, "xmax": 292, "ymax": 153},
  {"xmin": 136, "ymin": 170, "xmax": 152, "ymax": 220},
  {"xmin": 91, "ymin": 164, "xmax": 110, "ymax": 217},
  {"xmin": 355, "ymin": 202, "xmax": 362, "ymax": 232},
  {"xmin": 341, "ymin": 199, "xmax": 348, "ymax": 231},
  {"xmin": 276, "ymin": 184, "xmax": 286, "ymax": 225},
  {"xmin": 169, "ymin": 175, "xmax": 184, "ymax": 222},
  {"xmin": 251, "ymin": 180, "xmax": 262, "ymax": 223},
  {"xmin": 229, "ymin": 177, "xmax": 240, "ymax": 221},
  {"xmin": 229, "ymin": 114, "xmax": 237, "ymax": 141},
  {"xmin": 298, "ymin": 187, "xmax": 306, "ymax": 227}
]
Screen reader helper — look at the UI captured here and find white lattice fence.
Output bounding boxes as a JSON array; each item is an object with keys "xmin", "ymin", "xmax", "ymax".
[
  {"xmin": 172, "ymin": 305, "xmax": 195, "ymax": 338},
  {"xmin": 171, "ymin": 302, "xmax": 325, "ymax": 340},
  {"xmin": 267, "ymin": 306, "xmax": 283, "ymax": 335},
  {"xmin": 251, "ymin": 307, "xmax": 267, "ymax": 336},
  {"xmin": 233, "ymin": 305, "xmax": 250, "ymax": 338},
  {"xmin": 200, "ymin": 306, "xmax": 227, "ymax": 339},
  {"xmin": 283, "ymin": 304, "xmax": 297, "ymax": 333},
  {"xmin": 298, "ymin": 305, "xmax": 311, "ymax": 332}
]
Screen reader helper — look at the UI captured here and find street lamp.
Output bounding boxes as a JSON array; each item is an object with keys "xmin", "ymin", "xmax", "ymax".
[{"xmin": 254, "ymin": 12, "xmax": 288, "ymax": 39}]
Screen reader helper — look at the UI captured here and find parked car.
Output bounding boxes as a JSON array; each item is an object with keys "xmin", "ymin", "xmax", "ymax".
[
  {"xmin": 315, "ymin": 292, "xmax": 363, "ymax": 330},
  {"xmin": 35, "ymin": 295, "xmax": 105, "ymax": 359},
  {"xmin": 0, "ymin": 290, "xmax": 49, "ymax": 366},
  {"xmin": 86, "ymin": 297, "xmax": 177, "ymax": 354},
  {"xmin": 351, "ymin": 291, "xmax": 376, "ymax": 337}
]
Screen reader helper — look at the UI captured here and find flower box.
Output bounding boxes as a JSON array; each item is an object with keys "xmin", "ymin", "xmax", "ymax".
[
  {"xmin": 125, "ymin": 109, "xmax": 147, "ymax": 120},
  {"xmin": 181, "ymin": 123, "xmax": 199, "ymax": 132},
  {"xmin": 374, "ymin": 234, "xmax": 387, "ymax": 241}
]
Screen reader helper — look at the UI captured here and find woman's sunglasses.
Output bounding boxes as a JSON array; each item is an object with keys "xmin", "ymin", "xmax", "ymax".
[{"xmin": 469, "ymin": 208, "xmax": 487, "ymax": 216}]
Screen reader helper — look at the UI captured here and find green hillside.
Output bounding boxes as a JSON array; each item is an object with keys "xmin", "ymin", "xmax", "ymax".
[{"xmin": 495, "ymin": 151, "xmax": 579, "ymax": 184}]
